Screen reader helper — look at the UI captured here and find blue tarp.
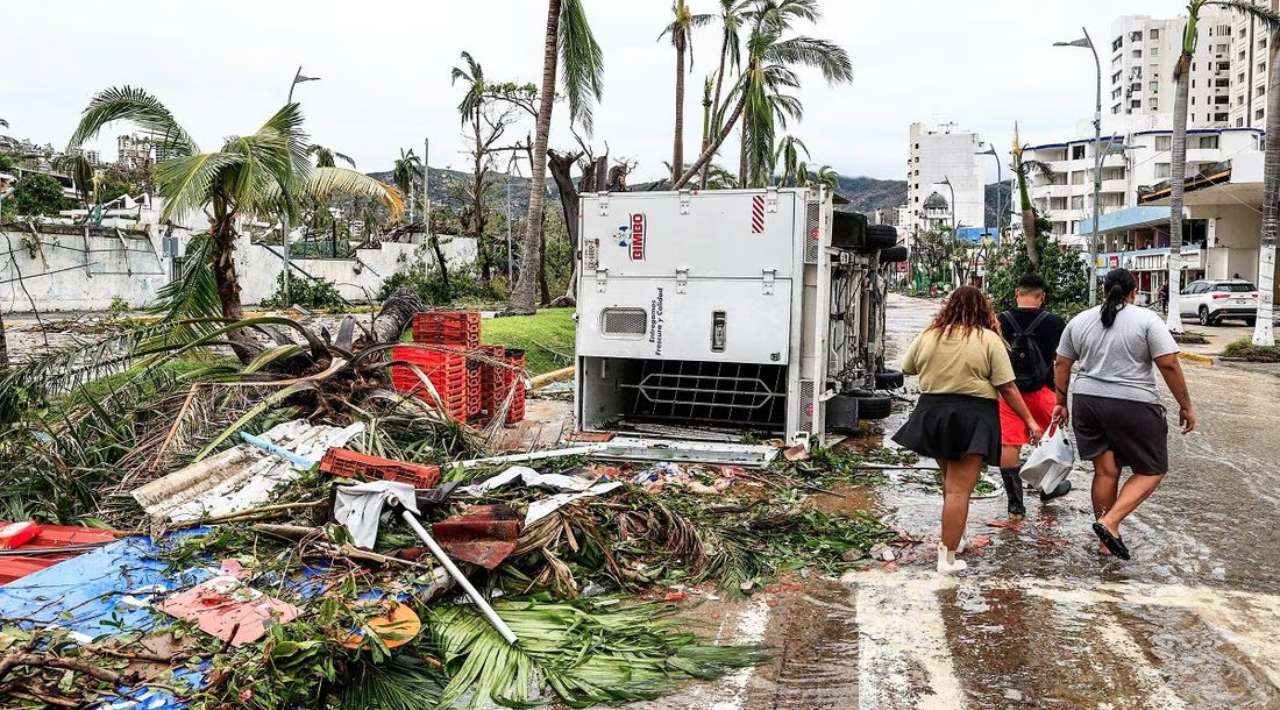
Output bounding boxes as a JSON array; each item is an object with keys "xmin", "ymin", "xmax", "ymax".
[{"xmin": 0, "ymin": 534, "xmax": 211, "ymax": 708}]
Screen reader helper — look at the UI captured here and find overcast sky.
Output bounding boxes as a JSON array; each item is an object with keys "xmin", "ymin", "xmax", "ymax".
[{"xmin": 4, "ymin": 0, "xmax": 1181, "ymax": 184}]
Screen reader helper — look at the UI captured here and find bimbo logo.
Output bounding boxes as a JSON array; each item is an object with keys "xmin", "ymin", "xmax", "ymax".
[{"xmin": 629, "ymin": 213, "xmax": 646, "ymax": 261}]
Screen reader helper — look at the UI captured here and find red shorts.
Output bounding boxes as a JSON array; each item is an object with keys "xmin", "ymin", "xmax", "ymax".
[{"xmin": 998, "ymin": 386, "xmax": 1056, "ymax": 446}]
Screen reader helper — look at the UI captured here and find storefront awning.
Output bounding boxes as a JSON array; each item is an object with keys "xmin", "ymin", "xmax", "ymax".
[{"xmin": 1095, "ymin": 206, "xmax": 1186, "ymax": 235}]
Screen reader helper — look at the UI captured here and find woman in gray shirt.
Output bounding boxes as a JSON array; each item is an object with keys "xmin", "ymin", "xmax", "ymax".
[{"xmin": 1052, "ymin": 268, "xmax": 1196, "ymax": 560}]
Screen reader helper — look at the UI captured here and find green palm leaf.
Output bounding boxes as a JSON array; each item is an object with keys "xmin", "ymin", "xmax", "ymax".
[
  {"xmin": 67, "ymin": 85, "xmax": 197, "ymax": 155},
  {"xmin": 559, "ymin": 0, "xmax": 605, "ymax": 133}
]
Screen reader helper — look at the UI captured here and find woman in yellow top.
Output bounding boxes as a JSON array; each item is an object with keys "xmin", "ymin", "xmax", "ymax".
[{"xmin": 893, "ymin": 286, "xmax": 1043, "ymax": 574}]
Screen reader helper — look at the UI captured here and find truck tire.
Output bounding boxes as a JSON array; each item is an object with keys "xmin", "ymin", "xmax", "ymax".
[
  {"xmin": 874, "ymin": 369, "xmax": 905, "ymax": 390},
  {"xmin": 879, "ymin": 245, "xmax": 909, "ymax": 264},
  {"xmin": 826, "ymin": 394, "xmax": 861, "ymax": 433},
  {"xmin": 832, "ymin": 211, "xmax": 868, "ymax": 249},
  {"xmin": 855, "ymin": 394, "xmax": 893, "ymax": 420},
  {"xmin": 864, "ymin": 225, "xmax": 898, "ymax": 251}
]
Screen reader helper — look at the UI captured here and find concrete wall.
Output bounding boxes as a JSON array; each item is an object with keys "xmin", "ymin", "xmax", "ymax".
[{"xmin": 1, "ymin": 224, "xmax": 477, "ymax": 313}]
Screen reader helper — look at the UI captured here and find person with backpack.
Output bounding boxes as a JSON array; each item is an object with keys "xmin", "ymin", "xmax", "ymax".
[
  {"xmin": 1053, "ymin": 268, "xmax": 1195, "ymax": 560},
  {"xmin": 996, "ymin": 273, "xmax": 1071, "ymax": 517}
]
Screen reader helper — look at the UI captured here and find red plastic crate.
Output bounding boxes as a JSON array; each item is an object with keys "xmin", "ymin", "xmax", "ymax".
[
  {"xmin": 389, "ymin": 346, "xmax": 471, "ymax": 422},
  {"xmin": 503, "ymin": 349, "xmax": 526, "ymax": 425},
  {"xmin": 411, "ymin": 311, "xmax": 481, "ymax": 348},
  {"xmin": 319, "ymin": 448, "xmax": 442, "ymax": 489}
]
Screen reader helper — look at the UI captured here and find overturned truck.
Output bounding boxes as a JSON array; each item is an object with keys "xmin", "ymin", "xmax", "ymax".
[{"xmin": 574, "ymin": 186, "xmax": 905, "ymax": 447}]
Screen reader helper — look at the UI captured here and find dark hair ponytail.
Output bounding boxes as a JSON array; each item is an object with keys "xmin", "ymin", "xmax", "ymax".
[{"xmin": 1101, "ymin": 267, "xmax": 1136, "ymax": 328}]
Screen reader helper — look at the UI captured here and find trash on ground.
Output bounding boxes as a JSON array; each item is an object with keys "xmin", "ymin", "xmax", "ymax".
[{"xmin": 157, "ymin": 574, "xmax": 302, "ymax": 646}]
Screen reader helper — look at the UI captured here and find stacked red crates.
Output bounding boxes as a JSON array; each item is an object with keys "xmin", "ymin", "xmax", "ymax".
[
  {"xmin": 390, "ymin": 346, "xmax": 469, "ymax": 421},
  {"xmin": 411, "ymin": 311, "xmax": 480, "ymax": 348},
  {"xmin": 502, "ymin": 349, "xmax": 526, "ymax": 424},
  {"xmin": 465, "ymin": 361, "xmax": 482, "ymax": 418},
  {"xmin": 320, "ymin": 448, "xmax": 442, "ymax": 488},
  {"xmin": 476, "ymin": 345, "xmax": 505, "ymax": 425}
]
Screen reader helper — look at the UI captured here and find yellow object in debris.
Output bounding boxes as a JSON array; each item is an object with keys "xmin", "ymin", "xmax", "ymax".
[{"xmin": 341, "ymin": 602, "xmax": 422, "ymax": 650}]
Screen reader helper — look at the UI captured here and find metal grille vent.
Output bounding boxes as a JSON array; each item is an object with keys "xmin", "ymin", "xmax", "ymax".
[
  {"xmin": 601, "ymin": 308, "xmax": 647, "ymax": 336},
  {"xmin": 805, "ymin": 198, "xmax": 821, "ymax": 263},
  {"xmin": 799, "ymin": 379, "xmax": 816, "ymax": 433}
]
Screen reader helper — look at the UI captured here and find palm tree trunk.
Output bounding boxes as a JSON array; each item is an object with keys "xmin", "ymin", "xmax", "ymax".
[
  {"xmin": 1017, "ymin": 167, "xmax": 1039, "ymax": 270},
  {"xmin": 213, "ymin": 219, "xmax": 244, "ymax": 322},
  {"xmin": 1167, "ymin": 53, "xmax": 1191, "ymax": 333},
  {"xmin": 672, "ymin": 34, "xmax": 686, "ymax": 184},
  {"xmin": 701, "ymin": 35, "xmax": 730, "ymax": 189},
  {"xmin": 506, "ymin": 0, "xmax": 560, "ymax": 315},
  {"xmin": 538, "ymin": 227, "xmax": 550, "ymax": 306},
  {"xmin": 674, "ymin": 91, "xmax": 747, "ymax": 189},
  {"xmin": 0, "ymin": 312, "xmax": 8, "ymax": 368},
  {"xmin": 1255, "ymin": 37, "xmax": 1280, "ymax": 346}
]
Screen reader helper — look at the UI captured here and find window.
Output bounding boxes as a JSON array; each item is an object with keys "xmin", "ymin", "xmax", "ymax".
[
  {"xmin": 1216, "ymin": 77, "xmax": 1231, "ymax": 87},
  {"xmin": 1112, "ymin": 87, "xmax": 1123, "ymax": 100},
  {"xmin": 1151, "ymin": 46, "xmax": 1159, "ymax": 57},
  {"xmin": 1239, "ymin": 72, "xmax": 1247, "ymax": 84},
  {"xmin": 1150, "ymin": 99, "xmax": 1159, "ymax": 111},
  {"xmin": 1070, "ymin": 195, "xmax": 1084, "ymax": 210},
  {"xmin": 1071, "ymin": 144, "xmax": 1086, "ymax": 160},
  {"xmin": 1155, "ymin": 135, "xmax": 1172, "ymax": 151},
  {"xmin": 1112, "ymin": 36, "xmax": 1123, "ymax": 52},
  {"xmin": 1050, "ymin": 196, "xmax": 1068, "ymax": 210},
  {"xmin": 1214, "ymin": 95, "xmax": 1230, "ymax": 104},
  {"xmin": 1239, "ymin": 94, "xmax": 1247, "ymax": 105},
  {"xmin": 1192, "ymin": 96, "xmax": 1197, "ymax": 105},
  {"xmin": 1131, "ymin": 99, "xmax": 1142, "ymax": 109},
  {"xmin": 1261, "ymin": 37, "xmax": 1269, "ymax": 50},
  {"xmin": 1260, "ymin": 61, "xmax": 1268, "ymax": 74},
  {"xmin": 1222, "ymin": 43, "xmax": 1233, "ymax": 55},
  {"xmin": 1218, "ymin": 25, "xmax": 1231, "ymax": 36},
  {"xmin": 1197, "ymin": 135, "xmax": 1219, "ymax": 149},
  {"xmin": 1070, "ymin": 170, "xmax": 1086, "ymax": 185},
  {"xmin": 1102, "ymin": 166, "xmax": 1126, "ymax": 180},
  {"xmin": 1214, "ymin": 112, "xmax": 1229, "ymax": 122},
  {"xmin": 1218, "ymin": 61, "xmax": 1231, "ymax": 71},
  {"xmin": 1259, "ymin": 84, "xmax": 1267, "ymax": 98},
  {"xmin": 1150, "ymin": 28, "xmax": 1160, "ymax": 40},
  {"xmin": 1112, "ymin": 71, "xmax": 1123, "ymax": 84},
  {"xmin": 1112, "ymin": 104, "xmax": 1122, "ymax": 115},
  {"xmin": 1239, "ymin": 49, "xmax": 1247, "ymax": 61},
  {"xmin": 1215, "ymin": 282, "xmax": 1257, "ymax": 292},
  {"xmin": 1155, "ymin": 162, "xmax": 1171, "ymax": 178},
  {"xmin": 1149, "ymin": 81, "xmax": 1159, "ymax": 93},
  {"xmin": 1238, "ymin": 117, "xmax": 1246, "ymax": 127},
  {"xmin": 1257, "ymin": 107, "xmax": 1266, "ymax": 120}
]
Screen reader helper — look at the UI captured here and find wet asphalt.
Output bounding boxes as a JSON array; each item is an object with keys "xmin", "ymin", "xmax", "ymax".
[{"xmin": 644, "ymin": 293, "xmax": 1280, "ymax": 710}]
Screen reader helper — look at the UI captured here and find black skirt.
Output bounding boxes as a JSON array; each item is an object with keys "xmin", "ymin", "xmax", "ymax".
[{"xmin": 892, "ymin": 393, "xmax": 1001, "ymax": 466}]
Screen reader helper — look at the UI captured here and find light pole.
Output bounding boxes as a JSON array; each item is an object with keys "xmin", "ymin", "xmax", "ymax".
[
  {"xmin": 505, "ymin": 179, "xmax": 513, "ymax": 282},
  {"xmin": 976, "ymin": 145, "xmax": 1003, "ymax": 238},
  {"xmin": 940, "ymin": 177, "xmax": 957, "ymax": 233},
  {"xmin": 281, "ymin": 66, "xmax": 320, "ymax": 304},
  {"xmin": 1055, "ymin": 28, "xmax": 1101, "ymax": 305}
]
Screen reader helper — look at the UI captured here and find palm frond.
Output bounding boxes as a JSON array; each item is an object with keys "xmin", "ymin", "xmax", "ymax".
[
  {"xmin": 559, "ymin": 0, "xmax": 606, "ymax": 134},
  {"xmin": 154, "ymin": 152, "xmax": 241, "ymax": 223},
  {"xmin": 763, "ymin": 36, "xmax": 853, "ymax": 84},
  {"xmin": 148, "ymin": 233, "xmax": 221, "ymax": 339},
  {"xmin": 68, "ymin": 85, "xmax": 197, "ymax": 155},
  {"xmin": 297, "ymin": 167, "xmax": 406, "ymax": 221}
]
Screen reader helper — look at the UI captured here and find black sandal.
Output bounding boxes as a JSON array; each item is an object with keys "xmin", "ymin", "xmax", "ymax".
[{"xmin": 1092, "ymin": 522, "xmax": 1131, "ymax": 560}]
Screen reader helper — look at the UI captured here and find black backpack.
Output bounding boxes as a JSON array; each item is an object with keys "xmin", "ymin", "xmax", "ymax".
[{"xmin": 1003, "ymin": 310, "xmax": 1051, "ymax": 392}]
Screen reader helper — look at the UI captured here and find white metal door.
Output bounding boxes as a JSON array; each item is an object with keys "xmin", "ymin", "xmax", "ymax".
[{"xmin": 577, "ymin": 276, "xmax": 792, "ymax": 365}]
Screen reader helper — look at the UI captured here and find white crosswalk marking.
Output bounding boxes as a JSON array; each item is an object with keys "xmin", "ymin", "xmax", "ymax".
[{"xmin": 853, "ymin": 573, "xmax": 966, "ymax": 709}]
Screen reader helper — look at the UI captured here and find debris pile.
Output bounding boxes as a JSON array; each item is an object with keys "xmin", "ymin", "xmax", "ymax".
[{"xmin": 0, "ymin": 298, "xmax": 904, "ymax": 708}]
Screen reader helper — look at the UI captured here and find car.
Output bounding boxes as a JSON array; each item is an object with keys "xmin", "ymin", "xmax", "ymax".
[{"xmin": 1178, "ymin": 278, "xmax": 1259, "ymax": 326}]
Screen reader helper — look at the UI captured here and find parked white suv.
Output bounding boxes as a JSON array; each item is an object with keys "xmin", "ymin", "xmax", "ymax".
[{"xmin": 1179, "ymin": 279, "xmax": 1259, "ymax": 326}]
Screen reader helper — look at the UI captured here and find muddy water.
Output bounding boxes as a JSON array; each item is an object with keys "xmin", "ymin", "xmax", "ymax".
[{"xmin": 641, "ymin": 294, "xmax": 1280, "ymax": 709}]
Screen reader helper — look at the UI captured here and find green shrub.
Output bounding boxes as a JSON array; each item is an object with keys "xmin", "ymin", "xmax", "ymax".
[
  {"xmin": 985, "ymin": 218, "xmax": 1090, "ymax": 319},
  {"xmin": 260, "ymin": 271, "xmax": 345, "ymax": 310},
  {"xmin": 9, "ymin": 173, "xmax": 68, "ymax": 217},
  {"xmin": 378, "ymin": 255, "xmax": 500, "ymax": 307},
  {"xmin": 1222, "ymin": 337, "xmax": 1280, "ymax": 362}
]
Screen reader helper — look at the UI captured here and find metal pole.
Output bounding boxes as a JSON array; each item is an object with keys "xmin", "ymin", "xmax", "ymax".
[
  {"xmin": 996, "ymin": 156, "xmax": 1003, "ymax": 239},
  {"xmin": 1086, "ymin": 26, "xmax": 1101, "ymax": 306},
  {"xmin": 506, "ymin": 180, "xmax": 513, "ymax": 282},
  {"xmin": 423, "ymin": 138, "xmax": 430, "ymax": 233}
]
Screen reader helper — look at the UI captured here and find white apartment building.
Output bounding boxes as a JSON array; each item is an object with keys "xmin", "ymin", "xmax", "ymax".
[
  {"xmin": 905, "ymin": 122, "xmax": 985, "ymax": 236},
  {"xmin": 1019, "ymin": 120, "xmax": 1262, "ymax": 245},
  {"xmin": 1109, "ymin": 5, "xmax": 1274, "ymax": 129}
]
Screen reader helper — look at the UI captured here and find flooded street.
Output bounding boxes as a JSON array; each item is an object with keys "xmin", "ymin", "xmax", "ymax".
[{"xmin": 656, "ymin": 293, "xmax": 1280, "ymax": 709}]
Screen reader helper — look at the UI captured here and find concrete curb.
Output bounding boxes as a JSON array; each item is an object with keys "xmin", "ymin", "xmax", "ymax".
[{"xmin": 1178, "ymin": 352, "xmax": 1216, "ymax": 367}]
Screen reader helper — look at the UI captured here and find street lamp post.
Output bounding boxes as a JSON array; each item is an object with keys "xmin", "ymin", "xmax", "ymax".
[
  {"xmin": 940, "ymin": 177, "xmax": 957, "ymax": 233},
  {"xmin": 976, "ymin": 145, "xmax": 1003, "ymax": 238},
  {"xmin": 1055, "ymin": 28, "xmax": 1102, "ymax": 305},
  {"xmin": 281, "ymin": 66, "xmax": 320, "ymax": 305}
]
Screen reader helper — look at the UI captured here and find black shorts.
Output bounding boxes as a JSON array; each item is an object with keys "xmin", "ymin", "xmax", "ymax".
[{"xmin": 1071, "ymin": 393, "xmax": 1169, "ymax": 474}]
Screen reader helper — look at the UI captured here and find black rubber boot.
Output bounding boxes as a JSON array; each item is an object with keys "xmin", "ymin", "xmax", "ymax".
[
  {"xmin": 1000, "ymin": 468, "xmax": 1026, "ymax": 517},
  {"xmin": 1040, "ymin": 479, "xmax": 1072, "ymax": 502}
]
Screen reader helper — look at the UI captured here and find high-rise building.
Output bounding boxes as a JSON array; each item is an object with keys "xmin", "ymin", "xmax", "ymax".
[
  {"xmin": 117, "ymin": 134, "xmax": 154, "ymax": 170},
  {"xmin": 905, "ymin": 122, "xmax": 985, "ymax": 236},
  {"xmin": 1107, "ymin": 4, "xmax": 1276, "ymax": 131}
]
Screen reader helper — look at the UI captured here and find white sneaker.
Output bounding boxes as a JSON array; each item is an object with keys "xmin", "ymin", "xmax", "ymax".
[
  {"xmin": 955, "ymin": 535, "xmax": 968, "ymax": 554},
  {"xmin": 936, "ymin": 543, "xmax": 968, "ymax": 574}
]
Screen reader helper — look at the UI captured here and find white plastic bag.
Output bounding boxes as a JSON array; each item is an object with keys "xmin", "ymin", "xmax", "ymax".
[{"xmin": 1020, "ymin": 425, "xmax": 1074, "ymax": 494}]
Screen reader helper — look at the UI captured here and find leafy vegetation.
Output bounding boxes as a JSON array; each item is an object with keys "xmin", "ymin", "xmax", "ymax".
[
  {"xmin": 7, "ymin": 173, "xmax": 67, "ymax": 216},
  {"xmin": 1222, "ymin": 337, "xmax": 1280, "ymax": 362},
  {"xmin": 260, "ymin": 271, "xmax": 346, "ymax": 310},
  {"xmin": 985, "ymin": 218, "xmax": 1090, "ymax": 318}
]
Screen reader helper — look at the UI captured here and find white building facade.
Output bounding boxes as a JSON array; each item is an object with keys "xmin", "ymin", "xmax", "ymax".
[{"xmin": 905, "ymin": 122, "xmax": 985, "ymax": 236}]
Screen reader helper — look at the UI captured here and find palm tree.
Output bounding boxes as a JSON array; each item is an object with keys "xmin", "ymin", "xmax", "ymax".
[
  {"xmin": 307, "ymin": 144, "xmax": 356, "ymax": 168},
  {"xmin": 68, "ymin": 86, "xmax": 401, "ymax": 344},
  {"xmin": 392, "ymin": 148, "xmax": 422, "ymax": 222},
  {"xmin": 674, "ymin": 1, "xmax": 851, "ymax": 189},
  {"xmin": 1010, "ymin": 123, "xmax": 1049, "ymax": 270},
  {"xmin": 53, "ymin": 154, "xmax": 95, "ymax": 205},
  {"xmin": 701, "ymin": 0, "xmax": 748, "ymax": 189},
  {"xmin": 507, "ymin": 0, "xmax": 604, "ymax": 315},
  {"xmin": 773, "ymin": 134, "xmax": 808, "ymax": 186},
  {"xmin": 660, "ymin": 0, "xmax": 715, "ymax": 183},
  {"xmin": 1169, "ymin": 2, "xmax": 1280, "ymax": 333},
  {"xmin": 1253, "ymin": 9, "xmax": 1280, "ymax": 345}
]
